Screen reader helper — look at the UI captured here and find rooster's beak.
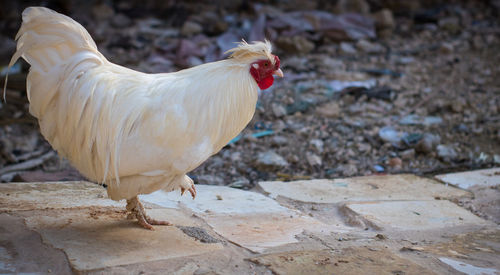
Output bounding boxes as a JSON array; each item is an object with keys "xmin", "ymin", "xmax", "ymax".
[{"xmin": 273, "ymin": 69, "xmax": 284, "ymax": 78}]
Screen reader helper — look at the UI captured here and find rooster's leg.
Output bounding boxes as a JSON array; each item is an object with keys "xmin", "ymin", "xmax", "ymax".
[{"xmin": 126, "ymin": 196, "xmax": 171, "ymax": 230}]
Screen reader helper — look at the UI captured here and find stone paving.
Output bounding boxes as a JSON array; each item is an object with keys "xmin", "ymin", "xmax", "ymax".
[{"xmin": 0, "ymin": 169, "xmax": 499, "ymax": 274}]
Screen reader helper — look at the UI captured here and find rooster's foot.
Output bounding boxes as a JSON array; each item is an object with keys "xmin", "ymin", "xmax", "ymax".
[
  {"xmin": 180, "ymin": 182, "xmax": 197, "ymax": 199},
  {"xmin": 126, "ymin": 196, "xmax": 171, "ymax": 230}
]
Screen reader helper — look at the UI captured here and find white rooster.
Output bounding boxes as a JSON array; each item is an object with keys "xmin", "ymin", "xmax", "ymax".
[{"xmin": 5, "ymin": 7, "xmax": 283, "ymax": 229}]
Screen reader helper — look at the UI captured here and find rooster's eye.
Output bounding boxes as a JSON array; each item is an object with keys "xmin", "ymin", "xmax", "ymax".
[{"xmin": 264, "ymin": 62, "xmax": 268, "ymax": 67}]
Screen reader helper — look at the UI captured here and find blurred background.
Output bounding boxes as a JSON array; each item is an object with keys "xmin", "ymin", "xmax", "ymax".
[{"xmin": 0, "ymin": 0, "xmax": 499, "ymax": 188}]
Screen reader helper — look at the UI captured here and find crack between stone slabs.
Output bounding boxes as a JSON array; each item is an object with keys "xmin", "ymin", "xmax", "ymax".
[
  {"xmin": 306, "ymin": 233, "xmax": 338, "ymax": 251},
  {"xmin": 5, "ymin": 212, "xmax": 75, "ymax": 274}
]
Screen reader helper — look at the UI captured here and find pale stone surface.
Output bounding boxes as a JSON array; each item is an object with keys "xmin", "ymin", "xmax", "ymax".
[
  {"xmin": 141, "ymin": 185, "xmax": 290, "ymax": 214},
  {"xmin": 435, "ymin": 167, "xmax": 500, "ymax": 189},
  {"xmin": 142, "ymin": 186, "xmax": 335, "ymax": 253},
  {"xmin": 0, "ymin": 181, "xmax": 124, "ymax": 211},
  {"xmin": 249, "ymin": 247, "xmax": 435, "ymax": 275},
  {"xmin": 1, "ymin": 178, "xmax": 497, "ymax": 273},
  {"xmin": 258, "ymin": 174, "xmax": 470, "ymax": 203},
  {"xmin": 203, "ymin": 213, "xmax": 333, "ymax": 253},
  {"xmin": 23, "ymin": 208, "xmax": 222, "ymax": 272},
  {"xmin": 439, "ymin": 258, "xmax": 498, "ymax": 275},
  {"xmin": 345, "ymin": 200, "xmax": 490, "ymax": 230},
  {"xmin": 414, "ymin": 229, "xmax": 500, "ymax": 273}
]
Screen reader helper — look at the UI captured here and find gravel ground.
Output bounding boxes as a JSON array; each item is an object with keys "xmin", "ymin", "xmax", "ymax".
[{"xmin": 0, "ymin": 0, "xmax": 499, "ymax": 189}]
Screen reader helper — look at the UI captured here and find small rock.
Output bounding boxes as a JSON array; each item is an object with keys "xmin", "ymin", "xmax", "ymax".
[
  {"xmin": 472, "ymin": 35, "xmax": 484, "ymax": 50},
  {"xmin": 276, "ymin": 36, "xmax": 315, "ymax": 54},
  {"xmin": 399, "ymin": 115, "xmax": 443, "ymax": 126},
  {"xmin": 356, "ymin": 40, "xmax": 385, "ymax": 54},
  {"xmin": 271, "ymin": 103, "xmax": 287, "ymax": 117},
  {"xmin": 402, "ymin": 133, "xmax": 423, "ymax": 147},
  {"xmin": 493, "ymin": 155, "xmax": 500, "ymax": 165},
  {"xmin": 145, "ymin": 54, "xmax": 174, "ymax": 73},
  {"xmin": 92, "ymin": 3, "xmax": 114, "ymax": 20},
  {"xmin": 457, "ymin": 124, "xmax": 469, "ymax": 133},
  {"xmin": 478, "ymin": 125, "xmax": 491, "ymax": 136},
  {"xmin": 373, "ymin": 9, "xmax": 395, "ymax": 30},
  {"xmin": 377, "ymin": 29, "xmax": 393, "ymax": 39},
  {"xmin": 334, "ymin": 0, "xmax": 370, "ymax": 15},
  {"xmin": 287, "ymin": 154, "xmax": 300, "ymax": 164},
  {"xmin": 187, "ymin": 56, "xmax": 203, "ymax": 67},
  {"xmin": 181, "ymin": 21, "xmax": 203, "ymax": 36},
  {"xmin": 284, "ymin": 56, "xmax": 309, "ymax": 71},
  {"xmin": 217, "ymin": 31, "xmax": 240, "ymax": 53},
  {"xmin": 316, "ymin": 102, "xmax": 341, "ymax": 118},
  {"xmin": 230, "ymin": 152, "xmax": 242, "ymax": 162},
  {"xmin": 309, "ymin": 139, "xmax": 324, "ymax": 153},
  {"xmin": 357, "ymin": 143, "xmax": 371, "ymax": 153},
  {"xmin": 401, "ymin": 246, "xmax": 425, "ymax": 252},
  {"xmin": 378, "ymin": 126, "xmax": 404, "ymax": 144},
  {"xmin": 339, "ymin": 42, "xmax": 357, "ymax": 55},
  {"xmin": 396, "ymin": 56, "xmax": 415, "ymax": 65},
  {"xmin": 416, "ymin": 133, "xmax": 441, "ymax": 154},
  {"xmin": 229, "ymin": 178, "xmax": 251, "ymax": 189},
  {"xmin": 373, "ymin": 165, "xmax": 385, "ymax": 172},
  {"xmin": 111, "ymin": 13, "xmax": 132, "ymax": 28},
  {"xmin": 388, "ymin": 157, "xmax": 402, "ymax": 168},
  {"xmin": 476, "ymin": 152, "xmax": 489, "ymax": 163},
  {"xmin": 400, "ymin": 149, "xmax": 415, "ymax": 160},
  {"xmin": 270, "ymin": 136, "xmax": 288, "ymax": 146},
  {"xmin": 255, "ymin": 151, "xmax": 289, "ymax": 171},
  {"xmin": 320, "ymin": 57, "xmax": 345, "ymax": 71},
  {"xmin": 437, "ymin": 144, "xmax": 458, "ymax": 161},
  {"xmin": 306, "ymin": 152, "xmax": 322, "ymax": 166},
  {"xmin": 438, "ymin": 17, "xmax": 460, "ymax": 33},
  {"xmin": 338, "ymin": 164, "xmax": 358, "ymax": 177},
  {"xmin": 202, "ymin": 12, "xmax": 228, "ymax": 35},
  {"xmin": 196, "ymin": 175, "xmax": 225, "ymax": 185},
  {"xmin": 450, "ymin": 98, "xmax": 466, "ymax": 113},
  {"xmin": 439, "ymin": 43, "xmax": 454, "ymax": 54}
]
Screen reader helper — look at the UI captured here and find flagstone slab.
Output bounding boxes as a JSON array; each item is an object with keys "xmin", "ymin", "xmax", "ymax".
[
  {"xmin": 203, "ymin": 213, "xmax": 332, "ymax": 253},
  {"xmin": 345, "ymin": 200, "xmax": 490, "ymax": 230},
  {"xmin": 23, "ymin": 208, "xmax": 223, "ymax": 272},
  {"xmin": 249, "ymin": 247, "xmax": 435, "ymax": 275},
  {"xmin": 141, "ymin": 186, "xmax": 336, "ymax": 253},
  {"xmin": 141, "ymin": 185, "xmax": 289, "ymax": 214},
  {"xmin": 410, "ymin": 229, "xmax": 500, "ymax": 273},
  {"xmin": 0, "ymin": 213, "xmax": 72, "ymax": 274},
  {"xmin": 0, "ymin": 181, "xmax": 124, "ymax": 211},
  {"xmin": 435, "ymin": 167, "xmax": 500, "ymax": 189},
  {"xmin": 439, "ymin": 257, "xmax": 498, "ymax": 275},
  {"xmin": 258, "ymin": 174, "xmax": 470, "ymax": 203}
]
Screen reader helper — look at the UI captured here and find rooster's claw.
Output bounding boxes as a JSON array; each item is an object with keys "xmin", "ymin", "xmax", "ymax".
[{"xmin": 181, "ymin": 184, "xmax": 196, "ymax": 199}]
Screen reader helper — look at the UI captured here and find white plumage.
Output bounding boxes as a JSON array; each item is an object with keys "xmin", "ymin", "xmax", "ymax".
[{"xmin": 6, "ymin": 7, "xmax": 282, "ymax": 228}]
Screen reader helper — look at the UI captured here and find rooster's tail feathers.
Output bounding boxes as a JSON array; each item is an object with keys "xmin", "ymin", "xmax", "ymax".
[
  {"xmin": 4, "ymin": 7, "xmax": 116, "ymax": 183},
  {"xmin": 4, "ymin": 7, "xmax": 105, "ymax": 113},
  {"xmin": 9, "ymin": 7, "xmax": 102, "ymax": 69}
]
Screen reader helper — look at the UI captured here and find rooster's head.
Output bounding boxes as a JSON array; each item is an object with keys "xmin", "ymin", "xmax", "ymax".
[{"xmin": 226, "ymin": 40, "xmax": 283, "ymax": 90}]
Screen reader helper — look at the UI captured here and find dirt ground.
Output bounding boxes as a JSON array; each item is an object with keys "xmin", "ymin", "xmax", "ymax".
[{"xmin": 0, "ymin": 0, "xmax": 499, "ymax": 189}]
